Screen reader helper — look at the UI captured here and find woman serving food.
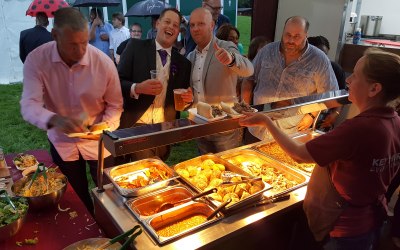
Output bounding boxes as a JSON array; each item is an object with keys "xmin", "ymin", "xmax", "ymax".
[{"xmin": 239, "ymin": 48, "xmax": 400, "ymax": 249}]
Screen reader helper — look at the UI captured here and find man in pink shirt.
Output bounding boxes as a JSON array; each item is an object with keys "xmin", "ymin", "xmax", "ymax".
[{"xmin": 20, "ymin": 8, "xmax": 123, "ymax": 214}]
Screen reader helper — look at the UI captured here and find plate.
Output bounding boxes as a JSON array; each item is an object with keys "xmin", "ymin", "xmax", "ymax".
[
  {"xmin": 66, "ymin": 128, "xmax": 110, "ymax": 138},
  {"xmin": 188, "ymin": 108, "xmax": 227, "ymax": 122},
  {"xmin": 227, "ymin": 107, "xmax": 258, "ymax": 118},
  {"xmin": 13, "ymin": 154, "xmax": 39, "ymax": 171}
]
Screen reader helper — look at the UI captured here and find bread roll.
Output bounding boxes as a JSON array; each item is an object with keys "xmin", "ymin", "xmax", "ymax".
[
  {"xmin": 197, "ymin": 102, "xmax": 213, "ymax": 119},
  {"xmin": 221, "ymin": 102, "xmax": 240, "ymax": 115},
  {"xmin": 90, "ymin": 122, "xmax": 108, "ymax": 132}
]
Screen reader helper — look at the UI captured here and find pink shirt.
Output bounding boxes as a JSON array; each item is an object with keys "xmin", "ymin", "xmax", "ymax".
[{"xmin": 21, "ymin": 41, "xmax": 123, "ymax": 161}]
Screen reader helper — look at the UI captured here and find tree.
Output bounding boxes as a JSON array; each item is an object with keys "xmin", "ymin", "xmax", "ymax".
[{"xmin": 238, "ymin": 0, "xmax": 252, "ymax": 8}]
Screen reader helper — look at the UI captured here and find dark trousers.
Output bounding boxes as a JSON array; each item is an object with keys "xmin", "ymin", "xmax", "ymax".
[{"xmin": 49, "ymin": 142, "xmax": 114, "ymax": 214}]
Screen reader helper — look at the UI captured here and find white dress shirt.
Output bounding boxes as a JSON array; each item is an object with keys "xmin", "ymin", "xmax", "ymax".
[
  {"xmin": 192, "ymin": 40, "xmax": 212, "ymax": 104},
  {"xmin": 109, "ymin": 26, "xmax": 130, "ymax": 58}
]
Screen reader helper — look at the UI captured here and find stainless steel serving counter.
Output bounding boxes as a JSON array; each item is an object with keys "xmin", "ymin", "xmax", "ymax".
[
  {"xmin": 92, "ymin": 90, "xmax": 350, "ymax": 249},
  {"xmin": 92, "ymin": 183, "xmax": 307, "ymax": 249}
]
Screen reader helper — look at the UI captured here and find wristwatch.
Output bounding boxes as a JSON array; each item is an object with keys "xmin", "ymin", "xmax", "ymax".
[
  {"xmin": 227, "ymin": 52, "xmax": 236, "ymax": 67},
  {"xmin": 308, "ymin": 113, "xmax": 315, "ymax": 119}
]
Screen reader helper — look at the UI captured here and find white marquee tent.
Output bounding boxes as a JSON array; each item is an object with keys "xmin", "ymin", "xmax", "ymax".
[{"xmin": 0, "ymin": 0, "xmax": 49, "ymax": 84}]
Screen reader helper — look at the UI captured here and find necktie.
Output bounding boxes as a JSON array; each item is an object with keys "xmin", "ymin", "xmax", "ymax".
[{"xmin": 158, "ymin": 49, "xmax": 168, "ymax": 66}]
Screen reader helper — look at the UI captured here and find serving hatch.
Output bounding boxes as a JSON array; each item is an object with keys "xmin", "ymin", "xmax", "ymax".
[
  {"xmin": 173, "ymin": 154, "xmax": 271, "ymax": 212},
  {"xmin": 104, "ymin": 158, "xmax": 178, "ymax": 197},
  {"xmin": 219, "ymin": 149, "xmax": 309, "ymax": 198}
]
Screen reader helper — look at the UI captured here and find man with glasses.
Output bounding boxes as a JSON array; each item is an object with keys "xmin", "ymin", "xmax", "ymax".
[
  {"xmin": 130, "ymin": 23, "xmax": 142, "ymax": 39},
  {"xmin": 183, "ymin": 0, "xmax": 230, "ymax": 57},
  {"xmin": 116, "ymin": 23, "xmax": 142, "ymax": 62}
]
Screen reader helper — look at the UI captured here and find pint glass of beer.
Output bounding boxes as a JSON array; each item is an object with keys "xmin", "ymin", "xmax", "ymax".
[{"xmin": 173, "ymin": 89, "xmax": 189, "ymax": 111}]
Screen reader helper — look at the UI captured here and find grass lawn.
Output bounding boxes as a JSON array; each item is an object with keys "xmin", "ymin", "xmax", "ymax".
[
  {"xmin": 237, "ymin": 15, "xmax": 252, "ymax": 55},
  {"xmin": 0, "ymin": 84, "xmax": 49, "ymax": 154}
]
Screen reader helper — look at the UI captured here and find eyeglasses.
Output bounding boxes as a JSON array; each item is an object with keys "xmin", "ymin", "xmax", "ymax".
[
  {"xmin": 130, "ymin": 30, "xmax": 142, "ymax": 33},
  {"xmin": 204, "ymin": 2, "xmax": 223, "ymax": 11}
]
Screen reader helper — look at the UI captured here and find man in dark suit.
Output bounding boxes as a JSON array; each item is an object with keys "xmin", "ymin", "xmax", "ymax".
[
  {"xmin": 19, "ymin": 12, "xmax": 53, "ymax": 63},
  {"xmin": 118, "ymin": 8, "xmax": 192, "ymax": 161}
]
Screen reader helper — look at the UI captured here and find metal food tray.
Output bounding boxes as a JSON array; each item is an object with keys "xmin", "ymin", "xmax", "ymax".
[
  {"xmin": 219, "ymin": 149, "xmax": 309, "ymax": 198},
  {"xmin": 173, "ymin": 154, "xmax": 271, "ymax": 212},
  {"xmin": 253, "ymin": 130, "xmax": 323, "ymax": 175},
  {"xmin": 125, "ymin": 185, "xmax": 197, "ymax": 221},
  {"xmin": 144, "ymin": 202, "xmax": 222, "ymax": 245},
  {"xmin": 104, "ymin": 158, "xmax": 177, "ymax": 197}
]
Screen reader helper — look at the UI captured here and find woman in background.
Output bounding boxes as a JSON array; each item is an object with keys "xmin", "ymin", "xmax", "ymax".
[
  {"xmin": 216, "ymin": 23, "xmax": 244, "ymax": 54},
  {"xmin": 247, "ymin": 36, "xmax": 270, "ymax": 61}
]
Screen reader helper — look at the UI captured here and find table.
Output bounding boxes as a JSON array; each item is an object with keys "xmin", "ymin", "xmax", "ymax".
[
  {"xmin": 0, "ymin": 150, "xmax": 106, "ymax": 249},
  {"xmin": 363, "ymin": 39, "xmax": 400, "ymax": 47}
]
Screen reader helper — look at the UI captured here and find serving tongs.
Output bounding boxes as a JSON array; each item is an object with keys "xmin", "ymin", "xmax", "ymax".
[
  {"xmin": 220, "ymin": 171, "xmax": 262, "ymax": 186},
  {"xmin": 96, "ymin": 225, "xmax": 142, "ymax": 250},
  {"xmin": 27, "ymin": 163, "xmax": 48, "ymax": 191},
  {"xmin": 0, "ymin": 190, "xmax": 19, "ymax": 214},
  {"xmin": 206, "ymin": 197, "xmax": 232, "ymax": 220},
  {"xmin": 156, "ymin": 188, "xmax": 218, "ymax": 213}
]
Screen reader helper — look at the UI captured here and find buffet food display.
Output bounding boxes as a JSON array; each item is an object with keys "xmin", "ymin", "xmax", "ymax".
[
  {"xmin": 13, "ymin": 171, "xmax": 66, "ymax": 197},
  {"xmin": 220, "ymin": 149, "xmax": 308, "ymax": 197},
  {"xmin": 13, "ymin": 154, "xmax": 38, "ymax": 171},
  {"xmin": 97, "ymin": 135, "xmax": 315, "ymax": 246},
  {"xmin": 104, "ymin": 159, "xmax": 177, "ymax": 197},
  {"xmin": 0, "ymin": 195, "xmax": 29, "ymax": 241},
  {"xmin": 256, "ymin": 142, "xmax": 316, "ymax": 174},
  {"xmin": 173, "ymin": 155, "xmax": 270, "ymax": 211},
  {"xmin": 12, "ymin": 171, "xmax": 68, "ymax": 210}
]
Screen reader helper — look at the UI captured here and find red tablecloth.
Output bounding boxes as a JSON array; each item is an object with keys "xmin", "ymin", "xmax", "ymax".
[
  {"xmin": 363, "ymin": 39, "xmax": 400, "ymax": 47},
  {"xmin": 0, "ymin": 150, "xmax": 106, "ymax": 249}
]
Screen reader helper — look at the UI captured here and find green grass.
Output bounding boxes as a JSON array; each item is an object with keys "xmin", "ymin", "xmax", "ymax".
[
  {"xmin": 237, "ymin": 15, "xmax": 252, "ymax": 55},
  {"xmin": 0, "ymin": 84, "xmax": 49, "ymax": 154}
]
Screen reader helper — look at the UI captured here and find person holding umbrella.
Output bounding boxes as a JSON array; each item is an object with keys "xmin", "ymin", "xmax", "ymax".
[
  {"xmin": 19, "ymin": 12, "xmax": 53, "ymax": 63},
  {"xmin": 89, "ymin": 8, "xmax": 113, "ymax": 57},
  {"xmin": 118, "ymin": 8, "xmax": 192, "ymax": 161}
]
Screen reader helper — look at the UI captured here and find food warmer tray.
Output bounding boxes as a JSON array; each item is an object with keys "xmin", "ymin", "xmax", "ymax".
[
  {"xmin": 125, "ymin": 185, "xmax": 198, "ymax": 221},
  {"xmin": 141, "ymin": 200, "xmax": 222, "ymax": 245},
  {"xmin": 254, "ymin": 130, "xmax": 324, "ymax": 176},
  {"xmin": 104, "ymin": 158, "xmax": 178, "ymax": 197},
  {"xmin": 173, "ymin": 154, "xmax": 271, "ymax": 213},
  {"xmin": 219, "ymin": 149, "xmax": 309, "ymax": 198}
]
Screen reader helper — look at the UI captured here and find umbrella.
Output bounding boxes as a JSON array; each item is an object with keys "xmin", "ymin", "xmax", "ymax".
[
  {"xmin": 26, "ymin": 0, "xmax": 70, "ymax": 17},
  {"xmin": 125, "ymin": 0, "xmax": 171, "ymax": 17},
  {"xmin": 73, "ymin": 0, "xmax": 121, "ymax": 7}
]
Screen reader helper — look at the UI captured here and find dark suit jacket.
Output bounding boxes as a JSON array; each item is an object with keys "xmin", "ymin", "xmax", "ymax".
[
  {"xmin": 19, "ymin": 25, "xmax": 53, "ymax": 63},
  {"xmin": 117, "ymin": 39, "xmax": 191, "ymax": 129}
]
